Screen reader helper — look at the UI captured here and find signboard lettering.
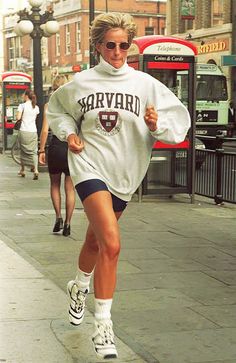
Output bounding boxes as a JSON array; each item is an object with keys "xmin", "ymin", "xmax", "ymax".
[
  {"xmin": 154, "ymin": 55, "xmax": 184, "ymax": 62},
  {"xmin": 197, "ymin": 39, "xmax": 229, "ymax": 54},
  {"xmin": 143, "ymin": 42, "xmax": 195, "ymax": 56}
]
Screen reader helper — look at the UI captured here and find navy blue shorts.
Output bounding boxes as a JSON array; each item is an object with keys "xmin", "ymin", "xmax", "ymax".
[{"xmin": 75, "ymin": 179, "xmax": 128, "ymax": 212}]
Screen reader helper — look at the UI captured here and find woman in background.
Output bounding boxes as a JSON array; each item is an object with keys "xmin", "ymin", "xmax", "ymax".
[
  {"xmin": 16, "ymin": 89, "xmax": 39, "ymax": 180},
  {"xmin": 39, "ymin": 75, "xmax": 75, "ymax": 237}
]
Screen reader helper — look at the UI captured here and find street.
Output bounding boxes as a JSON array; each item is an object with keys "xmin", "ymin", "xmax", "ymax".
[{"xmin": 1, "ymin": 152, "xmax": 236, "ymax": 363}]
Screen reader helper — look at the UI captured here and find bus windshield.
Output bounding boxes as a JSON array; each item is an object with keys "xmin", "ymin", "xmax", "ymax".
[
  {"xmin": 196, "ymin": 75, "xmax": 228, "ymax": 101},
  {"xmin": 148, "ymin": 69, "xmax": 189, "ymax": 107}
]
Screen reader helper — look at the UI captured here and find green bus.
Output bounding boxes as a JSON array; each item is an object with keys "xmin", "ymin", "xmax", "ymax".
[{"xmin": 178, "ymin": 63, "xmax": 228, "ymax": 148}]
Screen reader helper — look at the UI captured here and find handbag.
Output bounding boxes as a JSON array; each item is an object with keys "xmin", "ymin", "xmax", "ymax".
[{"xmin": 14, "ymin": 106, "xmax": 24, "ymax": 130}]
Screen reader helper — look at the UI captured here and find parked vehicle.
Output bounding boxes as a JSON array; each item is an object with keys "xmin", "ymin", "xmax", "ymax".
[
  {"xmin": 176, "ymin": 138, "xmax": 206, "ymax": 169},
  {"xmin": 178, "ymin": 64, "xmax": 228, "ymax": 148}
]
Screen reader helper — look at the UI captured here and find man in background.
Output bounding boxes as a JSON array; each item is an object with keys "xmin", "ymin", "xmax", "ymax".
[{"xmin": 228, "ymin": 100, "xmax": 236, "ymax": 137}]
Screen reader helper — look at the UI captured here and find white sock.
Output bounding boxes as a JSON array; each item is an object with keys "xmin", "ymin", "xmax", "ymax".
[
  {"xmin": 94, "ymin": 298, "xmax": 113, "ymax": 321},
  {"xmin": 75, "ymin": 267, "xmax": 93, "ymax": 292}
]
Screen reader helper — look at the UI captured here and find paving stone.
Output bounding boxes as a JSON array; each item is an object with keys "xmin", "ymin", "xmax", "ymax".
[
  {"xmin": 120, "ymin": 247, "xmax": 169, "ymax": 260},
  {"xmin": 155, "ymin": 246, "xmax": 232, "ymax": 260},
  {"xmin": 116, "ymin": 271, "xmax": 226, "ymax": 291},
  {"xmin": 0, "ymin": 320, "xmax": 73, "ymax": 363},
  {"xmin": 146, "ymin": 328, "xmax": 236, "ymax": 363},
  {"xmin": 0, "ymin": 278, "xmax": 67, "ymax": 321},
  {"xmin": 111, "ymin": 289, "xmax": 201, "ymax": 312},
  {"xmin": 127, "ymin": 257, "xmax": 211, "ymax": 273},
  {"xmin": 203, "ymin": 270, "xmax": 236, "ymax": 285},
  {"xmin": 180, "ymin": 286, "xmax": 236, "ymax": 306},
  {"xmin": 190, "ymin": 305, "xmax": 236, "ymax": 327},
  {"xmin": 52, "ymin": 318, "xmax": 146, "ymax": 363}
]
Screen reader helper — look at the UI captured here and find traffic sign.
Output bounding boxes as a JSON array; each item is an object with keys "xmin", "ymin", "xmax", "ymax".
[
  {"xmin": 221, "ymin": 55, "xmax": 236, "ymax": 66},
  {"xmin": 72, "ymin": 64, "xmax": 81, "ymax": 72}
]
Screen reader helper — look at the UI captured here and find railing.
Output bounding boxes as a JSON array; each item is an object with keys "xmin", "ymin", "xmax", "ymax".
[
  {"xmin": 195, "ymin": 136, "xmax": 236, "ymax": 204},
  {"xmin": 140, "ymin": 136, "xmax": 236, "ymax": 204}
]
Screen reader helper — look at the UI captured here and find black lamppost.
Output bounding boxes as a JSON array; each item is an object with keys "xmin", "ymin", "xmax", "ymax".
[
  {"xmin": 89, "ymin": 0, "xmax": 108, "ymax": 68},
  {"xmin": 14, "ymin": 0, "xmax": 59, "ymax": 135},
  {"xmin": 89, "ymin": 0, "xmax": 95, "ymax": 68}
]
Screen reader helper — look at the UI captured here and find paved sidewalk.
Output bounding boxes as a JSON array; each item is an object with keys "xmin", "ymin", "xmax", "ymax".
[{"xmin": 0, "ymin": 152, "xmax": 236, "ymax": 363}]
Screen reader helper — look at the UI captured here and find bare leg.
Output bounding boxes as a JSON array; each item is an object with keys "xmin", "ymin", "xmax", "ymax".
[
  {"xmin": 18, "ymin": 161, "xmax": 25, "ymax": 177},
  {"xmin": 79, "ymin": 211, "xmax": 122, "ymax": 274},
  {"xmin": 33, "ymin": 152, "xmax": 39, "ymax": 174},
  {"xmin": 81, "ymin": 191, "xmax": 123, "ymax": 299},
  {"xmin": 78, "ymin": 224, "xmax": 100, "ymax": 273},
  {"xmin": 49, "ymin": 173, "xmax": 62, "ymax": 219},
  {"xmin": 64, "ymin": 175, "xmax": 75, "ymax": 225},
  {"xmin": 19, "ymin": 162, "xmax": 25, "ymax": 174}
]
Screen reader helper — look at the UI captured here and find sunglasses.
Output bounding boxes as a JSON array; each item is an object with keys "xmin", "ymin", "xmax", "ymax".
[{"xmin": 103, "ymin": 41, "xmax": 130, "ymax": 50}]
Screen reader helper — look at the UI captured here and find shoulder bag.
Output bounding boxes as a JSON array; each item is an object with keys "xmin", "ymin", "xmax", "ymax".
[{"xmin": 14, "ymin": 105, "xmax": 24, "ymax": 130}]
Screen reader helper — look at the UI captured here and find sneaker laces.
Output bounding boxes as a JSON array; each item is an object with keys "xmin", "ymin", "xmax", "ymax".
[
  {"xmin": 72, "ymin": 285, "xmax": 87, "ymax": 313},
  {"xmin": 96, "ymin": 321, "xmax": 115, "ymax": 345}
]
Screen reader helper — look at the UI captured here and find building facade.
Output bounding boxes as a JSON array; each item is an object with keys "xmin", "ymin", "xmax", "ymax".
[
  {"xmin": 167, "ymin": 0, "xmax": 233, "ymax": 98},
  {"xmin": 2, "ymin": 0, "xmax": 166, "ymax": 97}
]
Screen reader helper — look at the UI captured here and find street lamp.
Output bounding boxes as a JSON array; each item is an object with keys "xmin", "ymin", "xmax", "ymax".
[
  {"xmin": 14, "ymin": 0, "xmax": 59, "ymax": 134},
  {"xmin": 89, "ymin": 0, "xmax": 108, "ymax": 68},
  {"xmin": 89, "ymin": 0, "xmax": 95, "ymax": 68}
]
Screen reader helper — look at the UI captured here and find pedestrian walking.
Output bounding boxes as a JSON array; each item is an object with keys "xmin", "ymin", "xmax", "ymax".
[
  {"xmin": 47, "ymin": 12, "xmax": 190, "ymax": 359},
  {"xmin": 16, "ymin": 89, "xmax": 39, "ymax": 180},
  {"xmin": 228, "ymin": 100, "xmax": 236, "ymax": 137},
  {"xmin": 39, "ymin": 75, "xmax": 75, "ymax": 237}
]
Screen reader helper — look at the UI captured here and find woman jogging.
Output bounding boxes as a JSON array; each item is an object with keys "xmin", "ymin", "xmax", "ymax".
[{"xmin": 47, "ymin": 12, "xmax": 190, "ymax": 359}]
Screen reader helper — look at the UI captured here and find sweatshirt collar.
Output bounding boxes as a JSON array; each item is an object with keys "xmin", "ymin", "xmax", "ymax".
[{"xmin": 95, "ymin": 56, "xmax": 131, "ymax": 76}]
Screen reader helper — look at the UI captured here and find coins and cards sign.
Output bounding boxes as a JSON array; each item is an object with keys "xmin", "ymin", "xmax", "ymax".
[{"xmin": 181, "ymin": 0, "xmax": 195, "ymax": 20}]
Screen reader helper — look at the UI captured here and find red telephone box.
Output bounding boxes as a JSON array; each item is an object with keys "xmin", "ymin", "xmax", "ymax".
[
  {"xmin": 127, "ymin": 35, "xmax": 197, "ymax": 201},
  {"xmin": 1, "ymin": 71, "xmax": 32, "ymax": 150}
]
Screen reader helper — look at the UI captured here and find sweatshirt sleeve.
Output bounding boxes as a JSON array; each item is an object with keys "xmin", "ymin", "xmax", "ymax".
[
  {"xmin": 47, "ymin": 83, "xmax": 79, "ymax": 142},
  {"xmin": 147, "ymin": 77, "xmax": 191, "ymax": 144}
]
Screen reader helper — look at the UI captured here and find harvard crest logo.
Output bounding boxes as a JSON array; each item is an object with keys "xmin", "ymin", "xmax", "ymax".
[{"xmin": 96, "ymin": 110, "xmax": 122, "ymax": 136}]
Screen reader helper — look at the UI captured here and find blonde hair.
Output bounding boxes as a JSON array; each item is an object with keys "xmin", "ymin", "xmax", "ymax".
[
  {"xmin": 52, "ymin": 75, "xmax": 67, "ymax": 91},
  {"xmin": 90, "ymin": 12, "xmax": 137, "ymax": 58}
]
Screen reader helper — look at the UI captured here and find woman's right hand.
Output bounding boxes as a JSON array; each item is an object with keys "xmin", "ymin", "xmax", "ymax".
[{"xmin": 67, "ymin": 134, "xmax": 84, "ymax": 154}]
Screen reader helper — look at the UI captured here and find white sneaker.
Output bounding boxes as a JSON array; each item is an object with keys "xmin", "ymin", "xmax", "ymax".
[
  {"xmin": 92, "ymin": 319, "xmax": 118, "ymax": 359},
  {"xmin": 67, "ymin": 280, "xmax": 89, "ymax": 326}
]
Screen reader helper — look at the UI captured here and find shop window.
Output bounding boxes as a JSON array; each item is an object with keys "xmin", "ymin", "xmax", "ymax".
[
  {"xmin": 8, "ymin": 36, "xmax": 22, "ymax": 70},
  {"xmin": 76, "ymin": 21, "xmax": 81, "ymax": 53},
  {"xmin": 56, "ymin": 33, "xmax": 60, "ymax": 56},
  {"xmin": 65, "ymin": 24, "xmax": 70, "ymax": 54},
  {"xmin": 212, "ymin": 0, "xmax": 224, "ymax": 26},
  {"xmin": 145, "ymin": 27, "xmax": 154, "ymax": 35}
]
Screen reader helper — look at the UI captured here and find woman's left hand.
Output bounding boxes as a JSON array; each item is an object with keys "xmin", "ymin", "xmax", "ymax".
[
  {"xmin": 144, "ymin": 105, "xmax": 158, "ymax": 132},
  {"xmin": 39, "ymin": 152, "xmax": 46, "ymax": 165}
]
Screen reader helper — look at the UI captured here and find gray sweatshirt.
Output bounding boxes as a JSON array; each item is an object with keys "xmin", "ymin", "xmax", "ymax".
[{"xmin": 47, "ymin": 56, "xmax": 190, "ymax": 201}]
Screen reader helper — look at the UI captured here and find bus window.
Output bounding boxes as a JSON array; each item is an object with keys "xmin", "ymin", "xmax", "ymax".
[
  {"xmin": 177, "ymin": 74, "xmax": 188, "ymax": 104},
  {"xmin": 148, "ymin": 69, "xmax": 177, "ymax": 90},
  {"xmin": 148, "ymin": 69, "xmax": 189, "ymax": 107},
  {"xmin": 196, "ymin": 75, "xmax": 228, "ymax": 101}
]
